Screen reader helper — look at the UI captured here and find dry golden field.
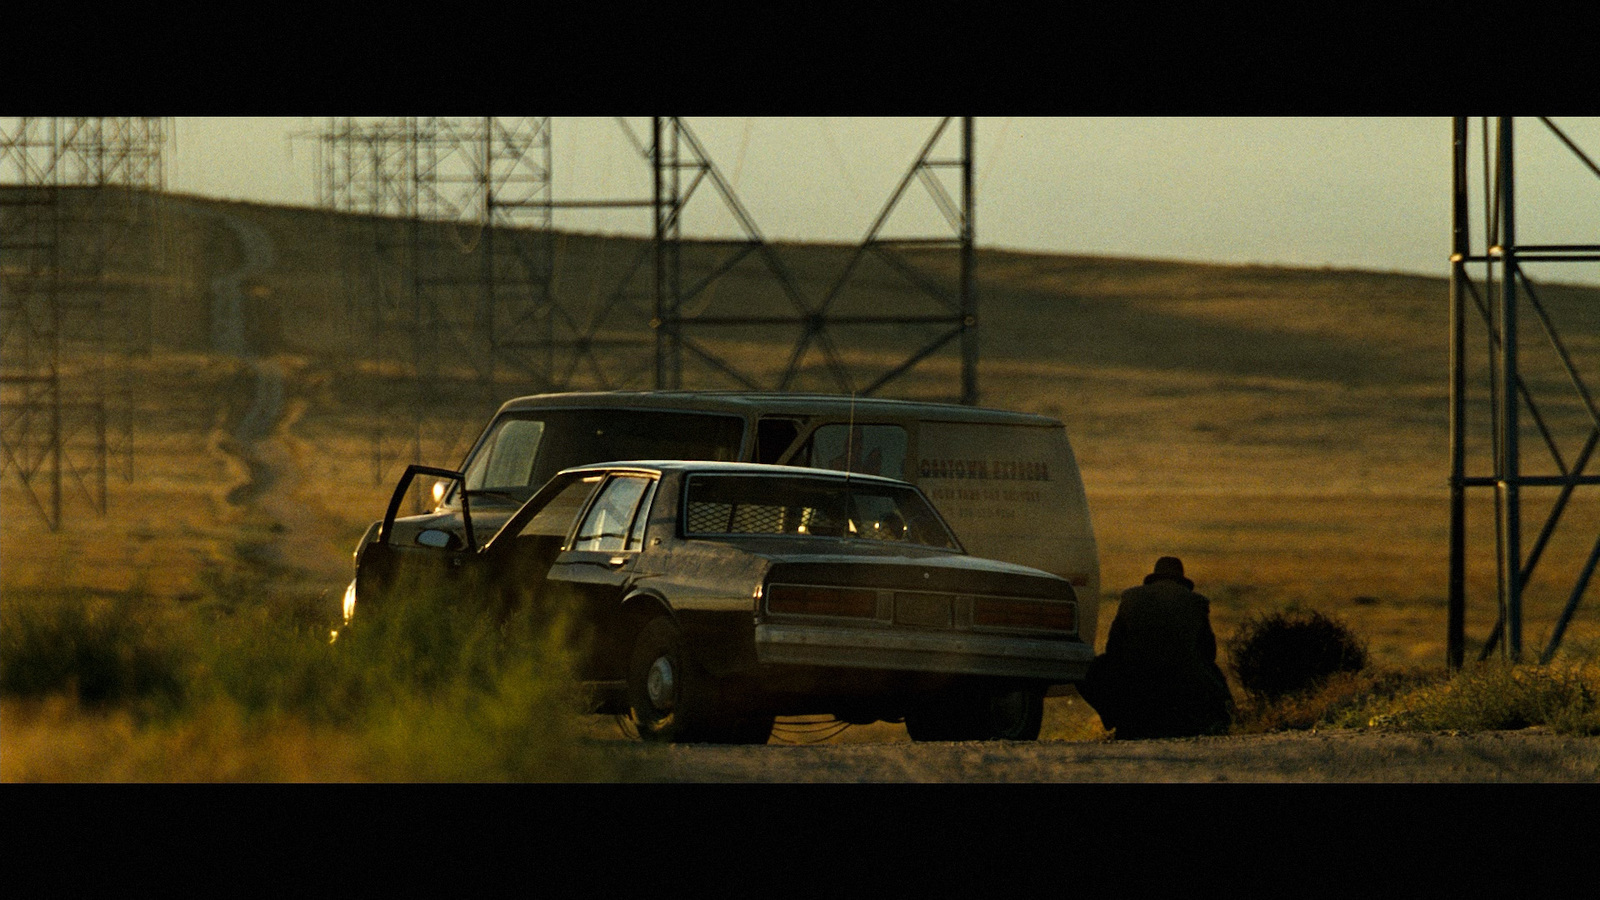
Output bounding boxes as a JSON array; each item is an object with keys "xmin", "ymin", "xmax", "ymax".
[
  {"xmin": 8, "ymin": 194, "xmax": 1598, "ymax": 660},
  {"xmin": 5, "ymin": 193, "xmax": 1600, "ymax": 779}
]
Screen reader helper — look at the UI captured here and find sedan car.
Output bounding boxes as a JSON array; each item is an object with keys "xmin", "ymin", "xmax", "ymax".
[{"xmin": 349, "ymin": 461, "xmax": 1092, "ymax": 743}]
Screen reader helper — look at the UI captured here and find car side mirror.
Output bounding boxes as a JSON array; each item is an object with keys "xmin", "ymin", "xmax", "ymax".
[{"xmin": 416, "ymin": 529, "xmax": 461, "ymax": 550}]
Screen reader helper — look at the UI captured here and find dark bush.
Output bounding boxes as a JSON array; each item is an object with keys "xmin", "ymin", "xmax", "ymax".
[
  {"xmin": 1226, "ymin": 609, "xmax": 1369, "ymax": 702},
  {"xmin": 0, "ymin": 589, "xmax": 187, "ymax": 708}
]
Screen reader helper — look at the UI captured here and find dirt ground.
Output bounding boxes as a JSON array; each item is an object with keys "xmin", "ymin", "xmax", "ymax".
[
  {"xmin": 566, "ymin": 694, "xmax": 1600, "ymax": 783},
  {"xmin": 596, "ymin": 728, "xmax": 1600, "ymax": 783}
]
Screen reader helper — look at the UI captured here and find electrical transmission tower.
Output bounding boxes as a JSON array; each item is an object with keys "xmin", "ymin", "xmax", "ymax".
[
  {"xmin": 652, "ymin": 117, "xmax": 979, "ymax": 403},
  {"xmin": 315, "ymin": 117, "xmax": 554, "ymax": 482},
  {"xmin": 314, "ymin": 116, "xmax": 981, "ymax": 486},
  {"xmin": 1, "ymin": 117, "xmax": 168, "ymax": 530},
  {"xmin": 1448, "ymin": 116, "xmax": 1600, "ymax": 666}
]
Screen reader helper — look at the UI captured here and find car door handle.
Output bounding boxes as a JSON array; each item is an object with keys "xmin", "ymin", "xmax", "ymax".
[{"xmin": 607, "ymin": 556, "xmax": 629, "ymax": 568}]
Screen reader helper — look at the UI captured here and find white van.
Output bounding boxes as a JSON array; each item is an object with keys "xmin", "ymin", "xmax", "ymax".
[{"xmin": 378, "ymin": 391, "xmax": 1102, "ymax": 646}]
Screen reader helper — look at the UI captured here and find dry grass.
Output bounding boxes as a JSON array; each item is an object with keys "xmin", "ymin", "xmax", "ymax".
[
  {"xmin": 0, "ymin": 696, "xmax": 370, "ymax": 782},
  {"xmin": 1368, "ymin": 661, "xmax": 1600, "ymax": 735},
  {"xmin": 1227, "ymin": 660, "xmax": 1600, "ymax": 737}
]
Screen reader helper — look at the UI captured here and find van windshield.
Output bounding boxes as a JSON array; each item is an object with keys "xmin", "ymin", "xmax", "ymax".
[{"xmin": 458, "ymin": 409, "xmax": 744, "ymax": 504}]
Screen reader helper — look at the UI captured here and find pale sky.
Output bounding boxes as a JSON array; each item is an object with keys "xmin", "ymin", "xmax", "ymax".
[{"xmin": 166, "ymin": 117, "xmax": 1600, "ymax": 284}]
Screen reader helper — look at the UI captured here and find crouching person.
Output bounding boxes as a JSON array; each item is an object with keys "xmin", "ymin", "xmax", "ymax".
[{"xmin": 1078, "ymin": 556, "xmax": 1234, "ymax": 739}]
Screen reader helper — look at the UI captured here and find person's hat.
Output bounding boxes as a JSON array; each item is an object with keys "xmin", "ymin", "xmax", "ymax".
[{"xmin": 1144, "ymin": 556, "xmax": 1194, "ymax": 590}]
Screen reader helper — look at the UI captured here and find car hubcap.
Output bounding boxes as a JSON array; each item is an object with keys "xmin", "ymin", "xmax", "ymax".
[{"xmin": 646, "ymin": 656, "xmax": 676, "ymax": 711}]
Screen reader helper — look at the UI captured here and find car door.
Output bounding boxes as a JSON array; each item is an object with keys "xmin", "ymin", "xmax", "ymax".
[
  {"xmin": 543, "ymin": 472, "xmax": 659, "ymax": 678},
  {"xmin": 354, "ymin": 465, "xmax": 488, "ymax": 616}
]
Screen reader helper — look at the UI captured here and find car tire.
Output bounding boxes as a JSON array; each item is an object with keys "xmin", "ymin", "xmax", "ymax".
[
  {"xmin": 905, "ymin": 684, "xmax": 1044, "ymax": 742},
  {"xmin": 985, "ymin": 685, "xmax": 1045, "ymax": 741},
  {"xmin": 625, "ymin": 616, "xmax": 773, "ymax": 744}
]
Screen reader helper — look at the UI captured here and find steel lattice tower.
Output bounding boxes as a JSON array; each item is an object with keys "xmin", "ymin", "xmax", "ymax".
[
  {"xmin": 1448, "ymin": 117, "xmax": 1600, "ymax": 666},
  {"xmin": 316, "ymin": 117, "xmax": 555, "ymax": 483},
  {"xmin": 317, "ymin": 117, "xmax": 979, "ymax": 414},
  {"xmin": 649, "ymin": 117, "xmax": 978, "ymax": 403},
  {"xmin": 1, "ymin": 117, "xmax": 168, "ymax": 530}
]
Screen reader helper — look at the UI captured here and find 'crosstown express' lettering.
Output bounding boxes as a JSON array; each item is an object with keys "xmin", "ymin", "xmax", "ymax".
[{"xmin": 917, "ymin": 458, "xmax": 1051, "ymax": 481}]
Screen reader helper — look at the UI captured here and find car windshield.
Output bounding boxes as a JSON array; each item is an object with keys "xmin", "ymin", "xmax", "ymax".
[
  {"xmin": 456, "ymin": 409, "xmax": 745, "ymax": 504},
  {"xmin": 682, "ymin": 473, "xmax": 960, "ymax": 551}
]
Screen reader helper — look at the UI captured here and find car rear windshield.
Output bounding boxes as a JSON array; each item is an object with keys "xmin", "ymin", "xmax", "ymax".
[
  {"xmin": 460, "ymin": 409, "xmax": 745, "ymax": 503},
  {"xmin": 682, "ymin": 474, "xmax": 960, "ymax": 551}
]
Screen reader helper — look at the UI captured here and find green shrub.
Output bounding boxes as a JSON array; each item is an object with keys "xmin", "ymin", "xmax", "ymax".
[
  {"xmin": 199, "ymin": 566, "xmax": 586, "ymax": 725},
  {"xmin": 1226, "ymin": 608, "xmax": 1369, "ymax": 703},
  {"xmin": 0, "ymin": 588, "xmax": 187, "ymax": 710},
  {"xmin": 3, "ymin": 571, "xmax": 618, "ymax": 780},
  {"xmin": 256, "ymin": 572, "xmax": 613, "ymax": 780}
]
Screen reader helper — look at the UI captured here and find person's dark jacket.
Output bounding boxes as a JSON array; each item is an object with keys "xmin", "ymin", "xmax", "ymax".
[
  {"xmin": 1079, "ymin": 574, "xmax": 1233, "ymax": 738},
  {"xmin": 1107, "ymin": 578, "xmax": 1220, "ymax": 670}
]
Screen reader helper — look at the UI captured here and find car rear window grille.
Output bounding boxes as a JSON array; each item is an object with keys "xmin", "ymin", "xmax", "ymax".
[
  {"xmin": 729, "ymin": 503, "xmax": 787, "ymax": 533},
  {"xmin": 686, "ymin": 501, "xmax": 733, "ymax": 534},
  {"xmin": 687, "ymin": 501, "xmax": 791, "ymax": 535}
]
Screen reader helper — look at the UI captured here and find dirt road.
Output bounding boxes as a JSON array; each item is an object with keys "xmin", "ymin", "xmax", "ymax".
[
  {"xmin": 181, "ymin": 204, "xmax": 352, "ymax": 584},
  {"xmin": 597, "ymin": 728, "xmax": 1600, "ymax": 782}
]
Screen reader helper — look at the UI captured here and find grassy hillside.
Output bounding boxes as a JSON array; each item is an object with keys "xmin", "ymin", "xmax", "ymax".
[{"xmin": 6, "ymin": 190, "xmax": 1600, "ymax": 671}]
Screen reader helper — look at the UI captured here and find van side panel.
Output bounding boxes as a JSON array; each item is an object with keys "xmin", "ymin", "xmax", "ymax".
[{"xmin": 911, "ymin": 422, "xmax": 1100, "ymax": 646}]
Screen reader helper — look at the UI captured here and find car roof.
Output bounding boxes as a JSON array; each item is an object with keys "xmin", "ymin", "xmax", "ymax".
[
  {"xmin": 556, "ymin": 460, "xmax": 914, "ymax": 487},
  {"xmin": 497, "ymin": 390, "xmax": 1059, "ymax": 427}
]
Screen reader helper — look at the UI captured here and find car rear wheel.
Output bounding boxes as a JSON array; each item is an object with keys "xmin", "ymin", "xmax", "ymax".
[
  {"xmin": 904, "ymin": 684, "xmax": 1044, "ymax": 742},
  {"xmin": 986, "ymin": 685, "xmax": 1045, "ymax": 741},
  {"xmin": 625, "ymin": 616, "xmax": 772, "ymax": 744}
]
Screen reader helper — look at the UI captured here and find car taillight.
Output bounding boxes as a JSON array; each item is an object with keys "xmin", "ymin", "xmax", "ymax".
[
  {"xmin": 972, "ymin": 597, "xmax": 1077, "ymax": 633},
  {"xmin": 766, "ymin": 584, "xmax": 879, "ymax": 618}
]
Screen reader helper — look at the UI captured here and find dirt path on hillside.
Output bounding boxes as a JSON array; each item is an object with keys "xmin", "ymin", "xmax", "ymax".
[
  {"xmin": 184, "ymin": 204, "xmax": 350, "ymax": 587},
  {"xmin": 598, "ymin": 728, "xmax": 1600, "ymax": 782},
  {"xmin": 203, "ymin": 207, "xmax": 282, "ymax": 506}
]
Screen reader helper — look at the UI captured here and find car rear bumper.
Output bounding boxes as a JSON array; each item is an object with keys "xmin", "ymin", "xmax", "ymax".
[{"xmin": 753, "ymin": 622, "xmax": 1092, "ymax": 682}]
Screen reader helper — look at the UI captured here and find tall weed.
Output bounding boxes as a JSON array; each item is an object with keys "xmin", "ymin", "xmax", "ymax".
[
  {"xmin": 1, "ymin": 569, "xmax": 617, "ymax": 780},
  {"xmin": 0, "ymin": 587, "xmax": 187, "ymax": 711},
  {"xmin": 1233, "ymin": 661, "xmax": 1600, "ymax": 736},
  {"xmin": 1232, "ymin": 667, "xmax": 1443, "ymax": 734},
  {"xmin": 1376, "ymin": 662, "xmax": 1600, "ymax": 735}
]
